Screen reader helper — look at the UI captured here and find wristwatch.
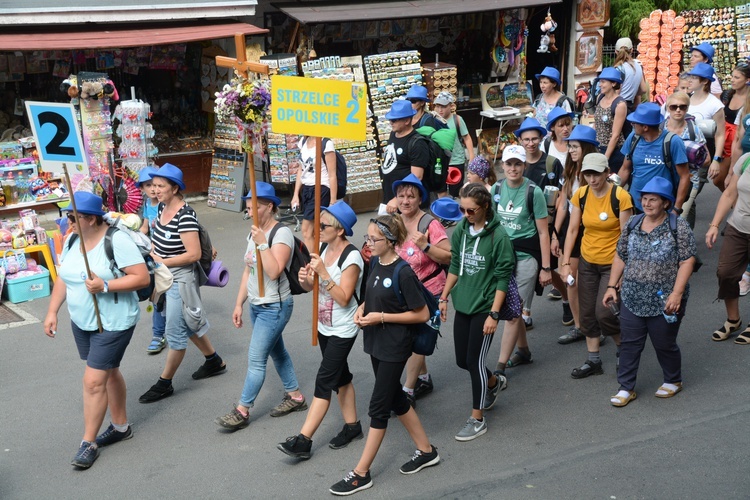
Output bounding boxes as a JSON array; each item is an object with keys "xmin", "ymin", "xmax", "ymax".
[
  {"xmin": 257, "ymin": 243, "xmax": 269, "ymax": 251},
  {"xmin": 321, "ymin": 278, "xmax": 331, "ymax": 288},
  {"xmin": 540, "ymin": 266, "xmax": 551, "ymax": 272},
  {"xmin": 102, "ymin": 280, "xmax": 109, "ymax": 293},
  {"xmin": 713, "ymin": 156, "xmax": 723, "ymax": 162},
  {"xmin": 674, "ymin": 207, "xmax": 683, "ymax": 215},
  {"xmin": 489, "ymin": 311, "xmax": 500, "ymax": 321}
]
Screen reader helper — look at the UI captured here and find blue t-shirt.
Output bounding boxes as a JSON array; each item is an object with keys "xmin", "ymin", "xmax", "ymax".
[
  {"xmin": 621, "ymin": 130, "xmax": 688, "ymax": 211},
  {"xmin": 59, "ymin": 230, "xmax": 144, "ymax": 331},
  {"xmin": 142, "ymin": 199, "xmax": 159, "ymax": 237}
]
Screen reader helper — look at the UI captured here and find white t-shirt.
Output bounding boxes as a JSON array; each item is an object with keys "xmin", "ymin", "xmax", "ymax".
[
  {"xmin": 317, "ymin": 245, "xmax": 364, "ymax": 339},
  {"xmin": 298, "ymin": 137, "xmax": 336, "ymax": 187},
  {"xmin": 244, "ymin": 224, "xmax": 294, "ymax": 305},
  {"xmin": 541, "ymin": 139, "xmax": 568, "ymax": 166},
  {"xmin": 689, "ymin": 94, "xmax": 723, "ymax": 121}
]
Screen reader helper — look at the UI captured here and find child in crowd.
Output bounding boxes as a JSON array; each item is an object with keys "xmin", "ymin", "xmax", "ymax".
[
  {"xmin": 138, "ymin": 166, "xmax": 166, "ymax": 355},
  {"xmin": 433, "ymin": 91, "xmax": 475, "ymax": 197}
]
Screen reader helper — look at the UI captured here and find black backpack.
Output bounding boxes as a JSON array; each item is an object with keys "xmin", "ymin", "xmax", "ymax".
[
  {"xmin": 409, "ymin": 132, "xmax": 451, "ymax": 192},
  {"xmin": 175, "ymin": 204, "xmax": 213, "ymax": 275},
  {"xmin": 67, "ymin": 227, "xmax": 154, "ymax": 302},
  {"xmin": 578, "ymin": 184, "xmax": 632, "ymax": 227},
  {"xmin": 626, "ymin": 132, "xmax": 680, "ymax": 193},
  {"xmin": 319, "ymin": 242, "xmax": 364, "ymax": 304},
  {"xmin": 268, "ymin": 224, "xmax": 311, "ymax": 295},
  {"xmin": 534, "ymin": 93, "xmax": 577, "ymax": 114},
  {"xmin": 306, "ymin": 137, "xmax": 347, "ymax": 199}
]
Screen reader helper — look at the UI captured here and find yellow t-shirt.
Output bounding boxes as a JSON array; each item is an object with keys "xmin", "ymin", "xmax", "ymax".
[{"xmin": 572, "ymin": 185, "xmax": 633, "ymax": 265}]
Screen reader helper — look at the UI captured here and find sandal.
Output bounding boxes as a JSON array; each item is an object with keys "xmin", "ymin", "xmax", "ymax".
[
  {"xmin": 506, "ymin": 350, "xmax": 533, "ymax": 368},
  {"xmin": 655, "ymin": 382, "xmax": 682, "ymax": 398},
  {"xmin": 610, "ymin": 391, "xmax": 637, "ymax": 407},
  {"xmin": 712, "ymin": 318, "xmax": 742, "ymax": 341},
  {"xmin": 734, "ymin": 328, "xmax": 750, "ymax": 345}
]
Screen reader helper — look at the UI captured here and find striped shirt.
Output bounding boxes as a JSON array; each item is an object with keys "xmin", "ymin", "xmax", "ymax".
[{"xmin": 152, "ymin": 203, "xmax": 200, "ymax": 259}]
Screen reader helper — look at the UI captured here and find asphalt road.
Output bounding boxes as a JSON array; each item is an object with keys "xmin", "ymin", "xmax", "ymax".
[{"xmin": 1, "ymin": 184, "xmax": 749, "ymax": 499}]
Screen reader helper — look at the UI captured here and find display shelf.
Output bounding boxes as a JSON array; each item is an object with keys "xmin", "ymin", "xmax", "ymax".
[{"xmin": 207, "ymin": 122, "xmax": 245, "ymax": 212}]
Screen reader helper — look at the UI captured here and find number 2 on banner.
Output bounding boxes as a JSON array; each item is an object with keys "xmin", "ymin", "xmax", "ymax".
[
  {"xmin": 25, "ymin": 101, "xmax": 87, "ymax": 174},
  {"xmin": 346, "ymin": 85, "xmax": 362, "ymax": 125},
  {"xmin": 38, "ymin": 112, "xmax": 75, "ymax": 156}
]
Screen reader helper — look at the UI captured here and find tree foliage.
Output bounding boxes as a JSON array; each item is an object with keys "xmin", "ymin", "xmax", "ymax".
[{"xmin": 610, "ymin": 0, "xmax": 741, "ymax": 39}]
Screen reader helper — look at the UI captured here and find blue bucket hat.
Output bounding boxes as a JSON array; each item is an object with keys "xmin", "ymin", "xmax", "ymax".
[
  {"xmin": 514, "ymin": 117, "xmax": 547, "ymax": 138},
  {"xmin": 535, "ymin": 66, "xmax": 562, "ymax": 86},
  {"xmin": 150, "ymin": 163, "xmax": 186, "ymax": 191},
  {"xmin": 242, "ymin": 181, "xmax": 281, "ymax": 207},
  {"xmin": 546, "ymin": 107, "xmax": 574, "ymax": 130},
  {"xmin": 685, "ymin": 62, "xmax": 716, "ymax": 82},
  {"xmin": 392, "ymin": 173, "xmax": 428, "ymax": 203},
  {"xmin": 322, "ymin": 201, "xmax": 357, "ymax": 237},
  {"xmin": 691, "ymin": 42, "xmax": 715, "ymax": 63},
  {"xmin": 430, "ymin": 197, "xmax": 463, "ymax": 222},
  {"xmin": 565, "ymin": 125, "xmax": 599, "ymax": 146},
  {"xmin": 136, "ymin": 166, "xmax": 158, "ymax": 187},
  {"xmin": 638, "ymin": 176, "xmax": 675, "ymax": 207},
  {"xmin": 385, "ymin": 100, "xmax": 417, "ymax": 120},
  {"xmin": 599, "ymin": 67, "xmax": 623, "ymax": 84},
  {"xmin": 62, "ymin": 191, "xmax": 106, "ymax": 217},
  {"xmin": 627, "ymin": 102, "xmax": 663, "ymax": 126},
  {"xmin": 405, "ymin": 84, "xmax": 429, "ymax": 102}
]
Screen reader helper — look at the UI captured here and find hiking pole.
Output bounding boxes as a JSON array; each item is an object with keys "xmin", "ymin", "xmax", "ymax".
[
  {"xmin": 312, "ymin": 137, "xmax": 322, "ymax": 346},
  {"xmin": 62, "ymin": 164, "xmax": 104, "ymax": 333}
]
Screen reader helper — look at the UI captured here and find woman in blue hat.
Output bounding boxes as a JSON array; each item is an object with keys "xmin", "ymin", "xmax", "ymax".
[
  {"xmin": 215, "ymin": 181, "xmax": 307, "ymax": 430},
  {"xmin": 392, "ymin": 174, "xmax": 452, "ymax": 407},
  {"xmin": 139, "ymin": 164, "xmax": 227, "ymax": 404},
  {"xmin": 541, "ymin": 106, "xmax": 574, "ymax": 165},
  {"xmin": 689, "ymin": 43, "xmax": 722, "ymax": 97},
  {"xmin": 532, "ymin": 67, "xmax": 574, "ymax": 129},
  {"xmin": 278, "ymin": 201, "xmax": 364, "ymax": 459},
  {"xmin": 604, "ymin": 177, "xmax": 697, "ymax": 407},
  {"xmin": 554, "ymin": 125, "xmax": 600, "ymax": 344},
  {"xmin": 406, "ymin": 84, "xmax": 444, "ymax": 130},
  {"xmin": 593, "ymin": 67, "xmax": 628, "ymax": 173},
  {"xmin": 686, "ymin": 63, "xmax": 726, "ymax": 188},
  {"xmin": 45, "ymin": 191, "xmax": 150, "ymax": 469}
]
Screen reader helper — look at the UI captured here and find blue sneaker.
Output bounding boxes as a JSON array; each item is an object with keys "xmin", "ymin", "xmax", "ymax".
[
  {"xmin": 95, "ymin": 424, "xmax": 133, "ymax": 447},
  {"xmin": 71, "ymin": 441, "xmax": 99, "ymax": 469},
  {"xmin": 147, "ymin": 337, "xmax": 167, "ymax": 354}
]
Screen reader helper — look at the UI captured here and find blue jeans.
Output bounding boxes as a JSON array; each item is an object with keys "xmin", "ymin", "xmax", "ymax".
[
  {"xmin": 164, "ymin": 282, "xmax": 193, "ymax": 350},
  {"xmin": 152, "ymin": 301, "xmax": 166, "ymax": 338},
  {"xmin": 240, "ymin": 297, "xmax": 299, "ymax": 408}
]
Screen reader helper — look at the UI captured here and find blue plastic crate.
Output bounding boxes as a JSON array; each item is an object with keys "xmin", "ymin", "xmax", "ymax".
[{"xmin": 3, "ymin": 266, "xmax": 51, "ymax": 303}]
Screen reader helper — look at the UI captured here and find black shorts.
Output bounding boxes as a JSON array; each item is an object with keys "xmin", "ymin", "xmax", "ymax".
[
  {"xmin": 558, "ymin": 211, "xmax": 582, "ymax": 260},
  {"xmin": 301, "ymin": 185, "xmax": 331, "ymax": 221}
]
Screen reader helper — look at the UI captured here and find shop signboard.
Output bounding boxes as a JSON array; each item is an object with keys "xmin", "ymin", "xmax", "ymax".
[
  {"xmin": 25, "ymin": 101, "xmax": 87, "ymax": 175},
  {"xmin": 270, "ymin": 75, "xmax": 367, "ymax": 141}
]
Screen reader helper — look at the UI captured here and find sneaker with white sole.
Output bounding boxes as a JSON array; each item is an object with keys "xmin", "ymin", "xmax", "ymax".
[
  {"xmin": 329, "ymin": 470, "xmax": 373, "ymax": 496},
  {"xmin": 483, "ymin": 374, "xmax": 507, "ymax": 410},
  {"xmin": 740, "ymin": 277, "xmax": 750, "ymax": 297},
  {"xmin": 95, "ymin": 424, "xmax": 133, "ymax": 447},
  {"xmin": 455, "ymin": 416, "xmax": 487, "ymax": 441},
  {"xmin": 399, "ymin": 445, "xmax": 440, "ymax": 474},
  {"xmin": 71, "ymin": 441, "xmax": 99, "ymax": 469},
  {"xmin": 147, "ymin": 336, "xmax": 167, "ymax": 354}
]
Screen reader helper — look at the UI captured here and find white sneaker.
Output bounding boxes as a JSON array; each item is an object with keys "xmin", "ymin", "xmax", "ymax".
[{"xmin": 740, "ymin": 276, "xmax": 750, "ymax": 297}]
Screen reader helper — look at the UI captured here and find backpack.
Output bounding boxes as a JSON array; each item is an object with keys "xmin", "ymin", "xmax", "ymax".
[
  {"xmin": 539, "ymin": 141, "xmax": 561, "ymax": 179},
  {"xmin": 305, "ymin": 137, "xmax": 347, "ymax": 199},
  {"xmin": 626, "ymin": 131, "xmax": 680, "ymax": 191},
  {"xmin": 578, "ymin": 184, "xmax": 632, "ymax": 227},
  {"xmin": 534, "ymin": 93, "xmax": 577, "ymax": 115},
  {"xmin": 596, "ymin": 94, "xmax": 629, "ymax": 137},
  {"xmin": 67, "ymin": 227, "xmax": 154, "ymax": 302},
  {"xmin": 626, "ymin": 212, "xmax": 702, "ymax": 272},
  {"xmin": 380, "ymin": 256, "xmax": 442, "ymax": 356},
  {"xmin": 268, "ymin": 224, "xmax": 311, "ymax": 295},
  {"xmin": 175, "ymin": 204, "xmax": 213, "ymax": 275},
  {"xmin": 319, "ymin": 242, "xmax": 364, "ymax": 304},
  {"xmin": 409, "ymin": 131, "xmax": 451, "ymax": 192}
]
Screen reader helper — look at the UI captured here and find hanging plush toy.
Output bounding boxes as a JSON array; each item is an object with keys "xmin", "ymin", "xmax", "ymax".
[{"xmin": 538, "ymin": 9, "xmax": 558, "ymax": 53}]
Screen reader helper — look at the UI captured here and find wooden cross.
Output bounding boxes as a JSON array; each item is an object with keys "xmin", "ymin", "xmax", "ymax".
[{"xmin": 216, "ymin": 33, "xmax": 270, "ymax": 296}]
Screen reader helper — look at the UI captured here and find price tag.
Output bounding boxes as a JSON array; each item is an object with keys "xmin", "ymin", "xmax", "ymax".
[{"xmin": 25, "ymin": 101, "xmax": 87, "ymax": 175}]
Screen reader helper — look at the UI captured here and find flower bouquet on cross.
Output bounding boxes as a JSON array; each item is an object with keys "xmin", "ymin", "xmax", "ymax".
[{"xmin": 214, "ymin": 77, "xmax": 272, "ymax": 154}]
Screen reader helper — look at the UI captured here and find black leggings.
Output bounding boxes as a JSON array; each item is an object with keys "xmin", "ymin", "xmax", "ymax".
[
  {"xmin": 453, "ymin": 311, "xmax": 495, "ymax": 411},
  {"xmin": 314, "ymin": 333, "xmax": 356, "ymax": 400},
  {"xmin": 368, "ymin": 357, "xmax": 410, "ymax": 429}
]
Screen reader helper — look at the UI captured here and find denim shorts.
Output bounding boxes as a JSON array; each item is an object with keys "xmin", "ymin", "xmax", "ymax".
[{"xmin": 71, "ymin": 322, "xmax": 135, "ymax": 370}]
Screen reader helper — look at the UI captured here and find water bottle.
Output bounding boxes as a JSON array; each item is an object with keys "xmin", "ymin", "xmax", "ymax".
[
  {"xmin": 657, "ymin": 290, "xmax": 677, "ymax": 323},
  {"xmin": 606, "ymin": 299, "xmax": 620, "ymax": 317},
  {"xmin": 435, "ymin": 157, "xmax": 442, "ymax": 176}
]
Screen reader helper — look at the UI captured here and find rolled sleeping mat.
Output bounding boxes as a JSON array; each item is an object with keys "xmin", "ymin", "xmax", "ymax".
[{"xmin": 206, "ymin": 260, "xmax": 229, "ymax": 287}]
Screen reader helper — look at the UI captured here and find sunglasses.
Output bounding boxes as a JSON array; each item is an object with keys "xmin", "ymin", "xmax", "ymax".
[
  {"xmin": 407, "ymin": 98, "xmax": 423, "ymax": 104},
  {"xmin": 66, "ymin": 214, "xmax": 76, "ymax": 222},
  {"xmin": 668, "ymin": 104, "xmax": 688, "ymax": 111},
  {"xmin": 320, "ymin": 222, "xmax": 333, "ymax": 231},
  {"xmin": 459, "ymin": 206, "xmax": 480, "ymax": 216}
]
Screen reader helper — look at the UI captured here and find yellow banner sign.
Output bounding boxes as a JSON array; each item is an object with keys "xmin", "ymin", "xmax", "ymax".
[{"xmin": 270, "ymin": 75, "xmax": 367, "ymax": 141}]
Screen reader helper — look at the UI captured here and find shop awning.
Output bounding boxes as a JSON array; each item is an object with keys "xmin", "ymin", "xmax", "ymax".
[
  {"xmin": 0, "ymin": 22, "xmax": 268, "ymax": 51},
  {"xmin": 274, "ymin": 0, "xmax": 561, "ymax": 23}
]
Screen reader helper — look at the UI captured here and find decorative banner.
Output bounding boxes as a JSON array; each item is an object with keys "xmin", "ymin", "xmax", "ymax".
[
  {"xmin": 25, "ymin": 101, "xmax": 87, "ymax": 175},
  {"xmin": 270, "ymin": 75, "xmax": 367, "ymax": 141}
]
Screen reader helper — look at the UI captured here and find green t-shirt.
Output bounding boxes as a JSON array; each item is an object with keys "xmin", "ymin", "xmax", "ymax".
[
  {"xmin": 447, "ymin": 114, "xmax": 469, "ymax": 166},
  {"xmin": 492, "ymin": 178, "xmax": 548, "ymax": 260}
]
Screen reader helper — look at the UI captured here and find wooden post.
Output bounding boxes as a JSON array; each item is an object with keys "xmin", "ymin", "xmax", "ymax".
[
  {"xmin": 311, "ymin": 137, "xmax": 322, "ymax": 345},
  {"xmin": 62, "ymin": 163, "xmax": 103, "ymax": 333},
  {"xmin": 216, "ymin": 33, "xmax": 270, "ymax": 296}
]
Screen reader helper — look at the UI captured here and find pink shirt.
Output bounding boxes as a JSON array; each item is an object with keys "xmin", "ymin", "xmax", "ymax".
[{"xmin": 396, "ymin": 219, "xmax": 448, "ymax": 296}]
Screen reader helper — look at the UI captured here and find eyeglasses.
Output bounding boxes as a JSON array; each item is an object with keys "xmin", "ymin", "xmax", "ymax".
[
  {"xmin": 363, "ymin": 235, "xmax": 386, "ymax": 245},
  {"xmin": 320, "ymin": 222, "xmax": 333, "ymax": 231},
  {"xmin": 668, "ymin": 104, "xmax": 688, "ymax": 111},
  {"xmin": 521, "ymin": 137, "xmax": 541, "ymax": 144},
  {"xmin": 459, "ymin": 206, "xmax": 480, "ymax": 216}
]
